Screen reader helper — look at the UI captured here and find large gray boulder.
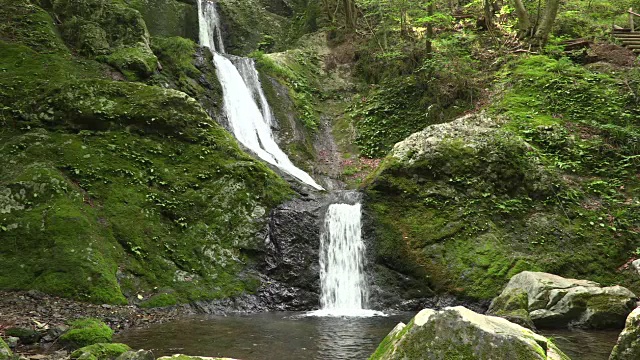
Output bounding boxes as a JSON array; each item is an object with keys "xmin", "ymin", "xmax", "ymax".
[
  {"xmin": 610, "ymin": 307, "xmax": 640, "ymax": 360},
  {"xmin": 489, "ymin": 271, "xmax": 637, "ymax": 329},
  {"xmin": 369, "ymin": 306, "xmax": 569, "ymax": 360}
]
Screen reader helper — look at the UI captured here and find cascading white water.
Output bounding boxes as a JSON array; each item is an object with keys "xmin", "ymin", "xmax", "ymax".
[
  {"xmin": 308, "ymin": 200, "xmax": 383, "ymax": 317},
  {"xmin": 197, "ymin": 0, "xmax": 322, "ymax": 190},
  {"xmin": 233, "ymin": 57, "xmax": 275, "ymax": 127},
  {"xmin": 197, "ymin": 0, "xmax": 225, "ymax": 53}
]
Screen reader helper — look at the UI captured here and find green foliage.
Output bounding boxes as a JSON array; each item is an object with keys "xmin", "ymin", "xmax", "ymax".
[
  {"xmin": 351, "ymin": 30, "xmax": 485, "ymax": 158},
  {"xmin": 60, "ymin": 319, "xmax": 114, "ymax": 349},
  {"xmin": 364, "ymin": 55, "xmax": 640, "ymax": 300},
  {"xmin": 253, "ymin": 50, "xmax": 322, "ymax": 130},
  {"xmin": 70, "ymin": 343, "xmax": 131, "ymax": 360},
  {"xmin": 0, "ymin": 1, "xmax": 293, "ymax": 306}
]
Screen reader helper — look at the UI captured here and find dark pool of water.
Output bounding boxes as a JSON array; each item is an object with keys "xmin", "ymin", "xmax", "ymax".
[
  {"xmin": 115, "ymin": 312, "xmax": 413, "ymax": 360},
  {"xmin": 541, "ymin": 329, "xmax": 620, "ymax": 360},
  {"xmin": 115, "ymin": 312, "xmax": 621, "ymax": 360}
]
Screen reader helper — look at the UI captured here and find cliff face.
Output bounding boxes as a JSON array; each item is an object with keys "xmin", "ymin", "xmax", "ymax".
[{"xmin": 0, "ymin": 0, "xmax": 295, "ymax": 306}]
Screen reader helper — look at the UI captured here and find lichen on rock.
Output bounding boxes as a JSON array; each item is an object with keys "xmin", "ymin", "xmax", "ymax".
[
  {"xmin": 369, "ymin": 306, "xmax": 570, "ymax": 360},
  {"xmin": 489, "ymin": 271, "xmax": 637, "ymax": 329},
  {"xmin": 610, "ymin": 307, "xmax": 640, "ymax": 360},
  {"xmin": 0, "ymin": 337, "xmax": 12, "ymax": 360},
  {"xmin": 70, "ymin": 343, "xmax": 132, "ymax": 360}
]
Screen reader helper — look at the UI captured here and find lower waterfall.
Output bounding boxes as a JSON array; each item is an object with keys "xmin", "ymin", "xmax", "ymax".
[{"xmin": 308, "ymin": 196, "xmax": 383, "ymax": 317}]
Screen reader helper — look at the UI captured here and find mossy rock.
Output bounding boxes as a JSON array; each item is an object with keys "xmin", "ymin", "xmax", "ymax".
[
  {"xmin": 53, "ymin": 0, "xmax": 150, "ymax": 48},
  {"xmin": 370, "ymin": 306, "xmax": 569, "ymax": 360},
  {"xmin": 158, "ymin": 355, "xmax": 237, "ymax": 360},
  {"xmin": 0, "ymin": 0, "xmax": 294, "ymax": 307},
  {"xmin": 71, "ymin": 343, "xmax": 131, "ymax": 360},
  {"xmin": 0, "ymin": 338, "xmax": 12, "ymax": 360},
  {"xmin": 129, "ymin": 0, "xmax": 198, "ymax": 41},
  {"xmin": 5, "ymin": 327, "xmax": 41, "ymax": 345},
  {"xmin": 363, "ymin": 70, "xmax": 640, "ymax": 303},
  {"xmin": 103, "ymin": 44, "xmax": 158, "ymax": 80},
  {"xmin": 60, "ymin": 319, "xmax": 114, "ymax": 349},
  {"xmin": 33, "ymin": 79, "xmax": 212, "ymax": 141},
  {"xmin": 487, "ymin": 288, "xmax": 534, "ymax": 329},
  {"xmin": 610, "ymin": 307, "xmax": 640, "ymax": 360}
]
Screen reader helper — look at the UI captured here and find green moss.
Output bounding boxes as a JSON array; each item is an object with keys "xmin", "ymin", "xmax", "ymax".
[
  {"xmin": 216, "ymin": 0, "xmax": 290, "ymax": 55},
  {"xmin": 5, "ymin": 328, "xmax": 41, "ymax": 345},
  {"xmin": 364, "ymin": 55, "xmax": 640, "ymax": 301},
  {"xmin": 103, "ymin": 45, "xmax": 158, "ymax": 80},
  {"xmin": 0, "ymin": 1, "xmax": 293, "ymax": 305},
  {"xmin": 60, "ymin": 319, "xmax": 114, "ymax": 349},
  {"xmin": 0, "ymin": 337, "xmax": 12, "ymax": 360},
  {"xmin": 253, "ymin": 50, "xmax": 322, "ymax": 131},
  {"xmin": 128, "ymin": 0, "xmax": 198, "ymax": 41},
  {"xmin": 71, "ymin": 343, "xmax": 131, "ymax": 360},
  {"xmin": 488, "ymin": 288, "xmax": 533, "ymax": 328},
  {"xmin": 149, "ymin": 36, "xmax": 224, "ymax": 119}
]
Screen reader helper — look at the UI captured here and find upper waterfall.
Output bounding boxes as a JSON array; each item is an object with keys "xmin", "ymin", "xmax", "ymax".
[{"xmin": 197, "ymin": 0, "xmax": 323, "ymax": 190}]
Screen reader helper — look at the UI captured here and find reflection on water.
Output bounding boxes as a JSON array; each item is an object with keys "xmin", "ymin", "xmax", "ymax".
[
  {"xmin": 115, "ymin": 312, "xmax": 412, "ymax": 360},
  {"xmin": 115, "ymin": 312, "xmax": 621, "ymax": 360},
  {"xmin": 541, "ymin": 329, "xmax": 620, "ymax": 360}
]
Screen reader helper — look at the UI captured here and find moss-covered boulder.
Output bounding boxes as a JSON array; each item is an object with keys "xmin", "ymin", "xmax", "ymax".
[
  {"xmin": 5, "ymin": 327, "xmax": 41, "ymax": 345},
  {"xmin": 60, "ymin": 319, "xmax": 114, "ymax": 349},
  {"xmin": 490, "ymin": 272, "xmax": 637, "ymax": 329},
  {"xmin": 0, "ymin": 338, "xmax": 12, "ymax": 360},
  {"xmin": 217, "ymin": 0, "xmax": 290, "ymax": 54},
  {"xmin": 487, "ymin": 288, "xmax": 535, "ymax": 329},
  {"xmin": 362, "ymin": 74, "xmax": 640, "ymax": 307},
  {"xmin": 370, "ymin": 306, "xmax": 569, "ymax": 360},
  {"xmin": 610, "ymin": 307, "xmax": 640, "ymax": 360},
  {"xmin": 71, "ymin": 343, "xmax": 131, "ymax": 360},
  {"xmin": 49, "ymin": 0, "xmax": 158, "ymax": 79},
  {"xmin": 115, "ymin": 350, "xmax": 154, "ymax": 360},
  {"xmin": 158, "ymin": 355, "xmax": 238, "ymax": 360},
  {"xmin": 103, "ymin": 44, "xmax": 158, "ymax": 80},
  {"xmin": 129, "ymin": 0, "xmax": 198, "ymax": 41}
]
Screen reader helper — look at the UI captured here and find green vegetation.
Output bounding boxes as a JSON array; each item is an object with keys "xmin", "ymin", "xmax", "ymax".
[
  {"xmin": 60, "ymin": 319, "xmax": 114, "ymax": 349},
  {"xmin": 364, "ymin": 53, "xmax": 640, "ymax": 300},
  {"xmin": 0, "ymin": 0, "xmax": 292, "ymax": 305},
  {"xmin": 70, "ymin": 343, "xmax": 131, "ymax": 360},
  {"xmin": 0, "ymin": 337, "xmax": 12, "ymax": 360}
]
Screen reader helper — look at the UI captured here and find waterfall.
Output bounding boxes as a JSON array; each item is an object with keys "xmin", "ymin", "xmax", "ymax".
[
  {"xmin": 233, "ymin": 57, "xmax": 275, "ymax": 127},
  {"xmin": 197, "ymin": 0, "xmax": 323, "ymax": 190},
  {"xmin": 308, "ymin": 195, "xmax": 383, "ymax": 317}
]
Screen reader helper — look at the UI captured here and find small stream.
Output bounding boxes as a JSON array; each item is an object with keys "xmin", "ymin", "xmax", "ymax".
[{"xmin": 115, "ymin": 312, "xmax": 620, "ymax": 360}]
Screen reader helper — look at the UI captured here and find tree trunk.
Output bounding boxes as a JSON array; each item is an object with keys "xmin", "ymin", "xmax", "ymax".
[
  {"xmin": 343, "ymin": 0, "xmax": 357, "ymax": 31},
  {"xmin": 533, "ymin": 0, "xmax": 561, "ymax": 44},
  {"xmin": 513, "ymin": 0, "xmax": 531, "ymax": 38},
  {"xmin": 483, "ymin": 0, "xmax": 494, "ymax": 29},
  {"xmin": 426, "ymin": 0, "xmax": 434, "ymax": 56}
]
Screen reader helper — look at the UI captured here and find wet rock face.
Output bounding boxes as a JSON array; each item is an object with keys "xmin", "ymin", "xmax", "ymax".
[
  {"xmin": 610, "ymin": 307, "xmax": 640, "ymax": 360},
  {"xmin": 489, "ymin": 271, "xmax": 638, "ymax": 329},
  {"xmin": 361, "ymin": 202, "xmax": 433, "ymax": 312},
  {"xmin": 262, "ymin": 193, "xmax": 324, "ymax": 309}
]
